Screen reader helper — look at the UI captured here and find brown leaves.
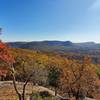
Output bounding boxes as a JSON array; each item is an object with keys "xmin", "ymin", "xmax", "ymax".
[{"xmin": 60, "ymin": 57, "xmax": 98, "ymax": 98}]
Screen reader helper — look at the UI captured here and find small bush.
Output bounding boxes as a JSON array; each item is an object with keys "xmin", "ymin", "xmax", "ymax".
[{"xmin": 39, "ymin": 91, "xmax": 50, "ymax": 97}]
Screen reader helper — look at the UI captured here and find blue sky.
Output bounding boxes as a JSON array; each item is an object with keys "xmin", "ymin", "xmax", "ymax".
[{"xmin": 0, "ymin": 0, "xmax": 100, "ymax": 42}]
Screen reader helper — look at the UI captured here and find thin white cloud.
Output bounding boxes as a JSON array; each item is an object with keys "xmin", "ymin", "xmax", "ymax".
[{"xmin": 89, "ymin": 0, "xmax": 100, "ymax": 10}]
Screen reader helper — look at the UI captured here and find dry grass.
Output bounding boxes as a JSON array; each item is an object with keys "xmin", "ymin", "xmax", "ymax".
[
  {"xmin": 0, "ymin": 85, "xmax": 18, "ymax": 100},
  {"xmin": 0, "ymin": 81, "xmax": 33, "ymax": 100},
  {"xmin": 0, "ymin": 81, "xmax": 98, "ymax": 100}
]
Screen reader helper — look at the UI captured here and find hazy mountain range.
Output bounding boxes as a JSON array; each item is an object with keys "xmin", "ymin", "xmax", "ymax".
[{"xmin": 7, "ymin": 41, "xmax": 100, "ymax": 53}]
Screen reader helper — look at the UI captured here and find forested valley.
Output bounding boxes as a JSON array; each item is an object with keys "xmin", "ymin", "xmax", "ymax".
[{"xmin": 0, "ymin": 41, "xmax": 100, "ymax": 100}]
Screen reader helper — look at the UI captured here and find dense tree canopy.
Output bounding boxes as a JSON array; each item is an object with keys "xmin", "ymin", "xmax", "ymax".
[{"xmin": 0, "ymin": 42, "xmax": 100, "ymax": 99}]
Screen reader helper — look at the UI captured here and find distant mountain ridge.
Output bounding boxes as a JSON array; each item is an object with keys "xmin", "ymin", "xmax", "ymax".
[{"xmin": 7, "ymin": 41, "xmax": 100, "ymax": 53}]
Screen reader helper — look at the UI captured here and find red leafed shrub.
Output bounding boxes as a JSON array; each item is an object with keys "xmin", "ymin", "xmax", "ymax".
[
  {"xmin": 0, "ymin": 41, "xmax": 15, "ymax": 64},
  {"xmin": 0, "ymin": 69, "xmax": 8, "ymax": 77}
]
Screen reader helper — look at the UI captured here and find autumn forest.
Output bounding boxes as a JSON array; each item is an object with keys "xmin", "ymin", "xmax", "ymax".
[{"xmin": 0, "ymin": 35, "xmax": 100, "ymax": 100}]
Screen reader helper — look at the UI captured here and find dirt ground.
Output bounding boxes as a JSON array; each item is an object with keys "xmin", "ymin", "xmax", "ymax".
[
  {"xmin": 0, "ymin": 81, "xmax": 98, "ymax": 100},
  {"xmin": 0, "ymin": 81, "xmax": 33, "ymax": 100}
]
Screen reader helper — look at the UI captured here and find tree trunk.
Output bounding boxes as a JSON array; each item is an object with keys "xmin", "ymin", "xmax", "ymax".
[
  {"xmin": 11, "ymin": 63, "xmax": 22, "ymax": 100},
  {"xmin": 22, "ymin": 84, "xmax": 26, "ymax": 100},
  {"xmin": 22, "ymin": 73, "xmax": 33, "ymax": 100},
  {"xmin": 75, "ymin": 90, "xmax": 80, "ymax": 100},
  {"xmin": 55, "ymin": 87, "xmax": 57, "ymax": 96},
  {"xmin": 18, "ymin": 95, "xmax": 22, "ymax": 100}
]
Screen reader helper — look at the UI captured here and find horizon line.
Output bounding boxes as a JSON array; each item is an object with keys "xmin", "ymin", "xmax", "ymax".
[{"xmin": 4, "ymin": 40, "xmax": 99, "ymax": 44}]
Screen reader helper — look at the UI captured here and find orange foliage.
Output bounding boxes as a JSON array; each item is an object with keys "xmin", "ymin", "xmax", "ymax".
[
  {"xmin": 0, "ymin": 41, "xmax": 15, "ymax": 63},
  {"xmin": 60, "ymin": 57, "xmax": 98, "ymax": 99}
]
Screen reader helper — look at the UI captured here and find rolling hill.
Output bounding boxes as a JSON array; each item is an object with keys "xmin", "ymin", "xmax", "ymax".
[{"xmin": 7, "ymin": 41, "xmax": 100, "ymax": 53}]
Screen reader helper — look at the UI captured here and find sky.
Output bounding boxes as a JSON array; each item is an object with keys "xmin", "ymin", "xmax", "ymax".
[{"xmin": 0, "ymin": 0, "xmax": 100, "ymax": 43}]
